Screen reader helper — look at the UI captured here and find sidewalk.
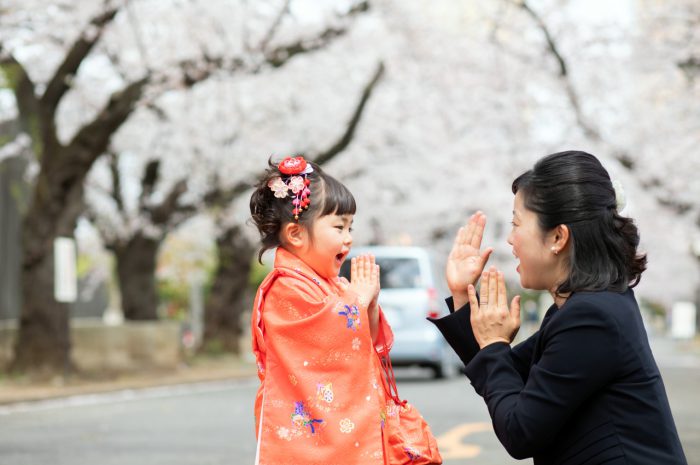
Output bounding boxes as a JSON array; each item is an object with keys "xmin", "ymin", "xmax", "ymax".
[{"xmin": 0, "ymin": 354, "xmax": 257, "ymax": 405}]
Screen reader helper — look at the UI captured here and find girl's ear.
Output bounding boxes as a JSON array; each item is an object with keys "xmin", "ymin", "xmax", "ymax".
[{"xmin": 282, "ymin": 222, "xmax": 307, "ymax": 249}]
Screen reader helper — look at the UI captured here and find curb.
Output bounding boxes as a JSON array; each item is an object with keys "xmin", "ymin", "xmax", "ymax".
[{"xmin": 0, "ymin": 362, "xmax": 257, "ymax": 406}]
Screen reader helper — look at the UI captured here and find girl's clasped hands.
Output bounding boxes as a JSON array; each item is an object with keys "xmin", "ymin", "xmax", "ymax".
[{"xmin": 339, "ymin": 254, "xmax": 381, "ymax": 341}]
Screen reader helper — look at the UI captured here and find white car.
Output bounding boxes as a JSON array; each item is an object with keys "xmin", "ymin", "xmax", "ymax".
[{"xmin": 340, "ymin": 246, "xmax": 461, "ymax": 378}]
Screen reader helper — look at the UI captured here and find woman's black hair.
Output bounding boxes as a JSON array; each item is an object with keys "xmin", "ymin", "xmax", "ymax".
[
  {"xmin": 249, "ymin": 158, "xmax": 356, "ymax": 262},
  {"xmin": 512, "ymin": 150, "xmax": 647, "ymax": 294}
]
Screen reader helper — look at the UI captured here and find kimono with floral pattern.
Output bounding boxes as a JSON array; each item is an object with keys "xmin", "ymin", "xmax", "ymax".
[{"xmin": 252, "ymin": 248, "xmax": 395, "ymax": 465}]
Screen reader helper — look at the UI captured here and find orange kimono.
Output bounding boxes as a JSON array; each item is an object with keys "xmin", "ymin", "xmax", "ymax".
[{"xmin": 252, "ymin": 248, "xmax": 396, "ymax": 464}]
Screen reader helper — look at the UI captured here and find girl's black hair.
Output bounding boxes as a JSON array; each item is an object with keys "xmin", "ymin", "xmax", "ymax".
[
  {"xmin": 512, "ymin": 150, "xmax": 646, "ymax": 294},
  {"xmin": 249, "ymin": 158, "xmax": 356, "ymax": 262}
]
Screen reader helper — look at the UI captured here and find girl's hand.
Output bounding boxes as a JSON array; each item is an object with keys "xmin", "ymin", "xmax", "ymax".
[
  {"xmin": 446, "ymin": 212, "xmax": 493, "ymax": 309},
  {"xmin": 468, "ymin": 267, "xmax": 521, "ymax": 349},
  {"xmin": 349, "ymin": 255, "xmax": 381, "ymax": 342},
  {"xmin": 349, "ymin": 255, "xmax": 380, "ymax": 308}
]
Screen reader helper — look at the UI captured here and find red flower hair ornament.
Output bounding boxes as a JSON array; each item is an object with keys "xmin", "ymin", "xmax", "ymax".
[{"xmin": 267, "ymin": 156, "xmax": 313, "ymax": 221}]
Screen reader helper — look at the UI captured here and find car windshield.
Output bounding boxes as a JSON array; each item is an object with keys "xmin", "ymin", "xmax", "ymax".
[{"xmin": 340, "ymin": 257, "xmax": 422, "ymax": 289}]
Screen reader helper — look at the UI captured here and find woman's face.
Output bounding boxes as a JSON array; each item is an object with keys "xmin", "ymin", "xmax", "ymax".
[{"xmin": 507, "ymin": 191, "xmax": 562, "ymax": 291}]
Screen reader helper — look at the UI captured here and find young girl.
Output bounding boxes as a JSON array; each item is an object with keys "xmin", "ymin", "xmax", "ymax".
[{"xmin": 249, "ymin": 156, "xmax": 441, "ymax": 465}]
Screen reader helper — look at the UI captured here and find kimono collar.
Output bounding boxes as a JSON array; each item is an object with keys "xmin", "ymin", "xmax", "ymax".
[{"xmin": 273, "ymin": 247, "xmax": 340, "ymax": 294}]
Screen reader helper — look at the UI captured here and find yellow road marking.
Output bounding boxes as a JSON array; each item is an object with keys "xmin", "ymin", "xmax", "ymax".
[{"xmin": 436, "ymin": 422, "xmax": 493, "ymax": 459}]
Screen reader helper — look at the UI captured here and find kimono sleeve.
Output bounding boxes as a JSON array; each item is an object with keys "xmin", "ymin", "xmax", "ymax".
[{"xmin": 374, "ymin": 306, "xmax": 394, "ymax": 356}]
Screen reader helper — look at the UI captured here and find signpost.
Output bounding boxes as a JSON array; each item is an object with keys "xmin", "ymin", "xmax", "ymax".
[{"xmin": 54, "ymin": 237, "xmax": 77, "ymax": 303}]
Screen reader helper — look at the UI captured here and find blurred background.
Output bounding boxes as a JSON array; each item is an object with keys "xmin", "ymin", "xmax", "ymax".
[{"xmin": 1, "ymin": 1, "xmax": 699, "ymax": 464}]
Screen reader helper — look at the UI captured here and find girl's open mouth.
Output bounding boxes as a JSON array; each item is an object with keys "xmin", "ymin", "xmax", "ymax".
[{"xmin": 335, "ymin": 252, "xmax": 346, "ymax": 264}]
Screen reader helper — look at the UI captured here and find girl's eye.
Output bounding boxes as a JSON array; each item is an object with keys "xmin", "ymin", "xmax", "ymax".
[{"xmin": 349, "ymin": 227, "xmax": 353, "ymax": 233}]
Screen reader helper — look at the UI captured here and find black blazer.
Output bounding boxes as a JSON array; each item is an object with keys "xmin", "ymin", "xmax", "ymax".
[{"xmin": 430, "ymin": 289, "xmax": 687, "ymax": 465}]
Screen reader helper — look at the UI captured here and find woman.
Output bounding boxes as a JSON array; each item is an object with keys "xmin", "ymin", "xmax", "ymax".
[{"xmin": 430, "ymin": 151, "xmax": 687, "ymax": 464}]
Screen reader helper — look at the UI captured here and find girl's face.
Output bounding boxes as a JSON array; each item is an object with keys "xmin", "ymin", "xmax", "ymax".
[
  {"xmin": 507, "ymin": 191, "xmax": 562, "ymax": 291},
  {"xmin": 300, "ymin": 213, "xmax": 354, "ymax": 279}
]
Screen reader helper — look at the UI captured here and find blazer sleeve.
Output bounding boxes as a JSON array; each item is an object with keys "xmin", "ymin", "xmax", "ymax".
[
  {"xmin": 464, "ymin": 299, "xmax": 621, "ymax": 460},
  {"xmin": 427, "ymin": 297, "xmax": 481, "ymax": 365},
  {"xmin": 429, "ymin": 297, "xmax": 538, "ymax": 378}
]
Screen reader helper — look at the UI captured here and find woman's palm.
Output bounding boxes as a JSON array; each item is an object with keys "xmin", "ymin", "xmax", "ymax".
[
  {"xmin": 446, "ymin": 213, "xmax": 492, "ymax": 294},
  {"xmin": 447, "ymin": 244, "xmax": 484, "ymax": 292}
]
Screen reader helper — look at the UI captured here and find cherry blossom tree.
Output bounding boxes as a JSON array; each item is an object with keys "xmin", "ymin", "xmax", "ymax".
[
  {"xmin": 80, "ymin": 1, "xmax": 381, "ymax": 340},
  {"xmin": 0, "ymin": 0, "xmax": 376, "ymax": 371},
  {"xmin": 1, "ymin": 3, "xmax": 146, "ymax": 373},
  {"xmin": 3, "ymin": 0, "xmax": 698, "ymax": 374}
]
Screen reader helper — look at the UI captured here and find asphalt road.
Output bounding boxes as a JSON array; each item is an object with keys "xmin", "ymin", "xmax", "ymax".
[{"xmin": 0, "ymin": 336, "xmax": 698, "ymax": 465}]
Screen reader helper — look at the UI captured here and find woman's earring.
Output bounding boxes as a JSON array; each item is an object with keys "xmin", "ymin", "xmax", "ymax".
[{"xmin": 551, "ymin": 246, "xmax": 558, "ymax": 255}]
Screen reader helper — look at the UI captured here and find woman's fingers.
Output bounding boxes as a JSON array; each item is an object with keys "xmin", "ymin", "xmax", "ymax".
[
  {"xmin": 470, "ymin": 267, "xmax": 522, "ymax": 348},
  {"xmin": 480, "ymin": 247, "xmax": 493, "ymax": 268},
  {"xmin": 464, "ymin": 214, "xmax": 476, "ymax": 246},
  {"xmin": 511, "ymin": 295, "xmax": 521, "ymax": 323},
  {"xmin": 479, "ymin": 271, "xmax": 488, "ymax": 306},
  {"xmin": 497, "ymin": 271, "xmax": 507, "ymax": 309},
  {"xmin": 488, "ymin": 268, "xmax": 498, "ymax": 308},
  {"xmin": 467, "ymin": 284, "xmax": 479, "ymax": 313},
  {"xmin": 471, "ymin": 212, "xmax": 486, "ymax": 249},
  {"xmin": 455, "ymin": 224, "xmax": 466, "ymax": 248}
]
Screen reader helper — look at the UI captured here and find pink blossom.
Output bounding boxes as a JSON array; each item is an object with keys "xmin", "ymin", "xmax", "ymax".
[
  {"xmin": 288, "ymin": 176, "xmax": 305, "ymax": 194},
  {"xmin": 268, "ymin": 177, "xmax": 288, "ymax": 198}
]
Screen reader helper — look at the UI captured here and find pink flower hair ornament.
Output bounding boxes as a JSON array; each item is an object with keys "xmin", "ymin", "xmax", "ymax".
[{"xmin": 267, "ymin": 156, "xmax": 314, "ymax": 221}]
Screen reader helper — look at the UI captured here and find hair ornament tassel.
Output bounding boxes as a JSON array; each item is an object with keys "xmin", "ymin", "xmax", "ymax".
[{"xmin": 267, "ymin": 156, "xmax": 313, "ymax": 221}]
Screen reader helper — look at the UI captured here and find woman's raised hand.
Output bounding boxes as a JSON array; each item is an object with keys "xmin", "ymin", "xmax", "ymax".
[
  {"xmin": 468, "ymin": 267, "xmax": 521, "ymax": 349},
  {"xmin": 446, "ymin": 212, "xmax": 493, "ymax": 309}
]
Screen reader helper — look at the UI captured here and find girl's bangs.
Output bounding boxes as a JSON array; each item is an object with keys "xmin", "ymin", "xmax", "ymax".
[{"xmin": 319, "ymin": 175, "xmax": 356, "ymax": 217}]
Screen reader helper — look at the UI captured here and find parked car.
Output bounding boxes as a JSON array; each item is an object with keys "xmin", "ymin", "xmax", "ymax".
[{"xmin": 340, "ymin": 246, "xmax": 461, "ymax": 378}]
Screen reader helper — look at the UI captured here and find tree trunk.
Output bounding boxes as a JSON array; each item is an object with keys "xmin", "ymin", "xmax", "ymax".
[
  {"xmin": 10, "ymin": 171, "xmax": 84, "ymax": 374},
  {"xmin": 114, "ymin": 233, "xmax": 161, "ymax": 320},
  {"xmin": 13, "ymin": 247, "xmax": 72, "ymax": 374},
  {"xmin": 201, "ymin": 225, "xmax": 255, "ymax": 354},
  {"xmin": 0, "ymin": 151, "xmax": 30, "ymax": 321}
]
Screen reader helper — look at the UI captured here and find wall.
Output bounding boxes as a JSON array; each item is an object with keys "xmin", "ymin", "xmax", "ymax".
[{"xmin": 0, "ymin": 319, "xmax": 181, "ymax": 372}]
